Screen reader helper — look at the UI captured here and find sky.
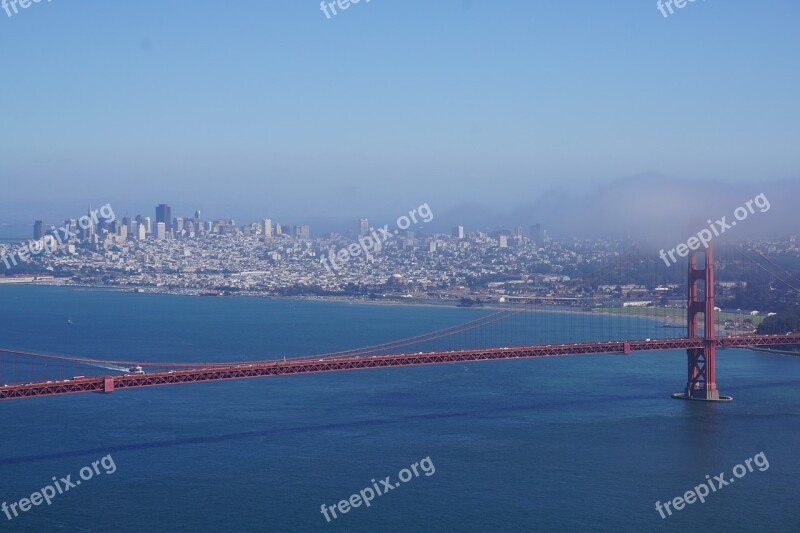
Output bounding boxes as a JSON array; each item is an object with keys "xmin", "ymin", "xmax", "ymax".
[{"xmin": 0, "ymin": 0, "xmax": 798, "ymax": 238}]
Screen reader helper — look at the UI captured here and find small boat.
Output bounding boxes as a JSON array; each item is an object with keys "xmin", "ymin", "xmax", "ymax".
[
  {"xmin": 128, "ymin": 365, "xmax": 145, "ymax": 374},
  {"xmin": 66, "ymin": 317, "xmax": 74, "ymax": 325}
]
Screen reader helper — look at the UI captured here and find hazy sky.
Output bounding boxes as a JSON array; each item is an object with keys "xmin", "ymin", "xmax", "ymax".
[{"xmin": 0, "ymin": 0, "xmax": 798, "ymax": 235}]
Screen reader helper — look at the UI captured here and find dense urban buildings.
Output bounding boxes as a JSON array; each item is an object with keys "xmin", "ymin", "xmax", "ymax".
[{"xmin": 1, "ymin": 204, "xmax": 797, "ymax": 322}]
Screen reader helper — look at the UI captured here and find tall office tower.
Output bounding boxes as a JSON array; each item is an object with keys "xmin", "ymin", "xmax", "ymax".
[
  {"xmin": 33, "ymin": 220, "xmax": 45, "ymax": 239},
  {"xmin": 156, "ymin": 222, "xmax": 166, "ymax": 240},
  {"xmin": 137, "ymin": 223, "xmax": 147, "ymax": 241},
  {"xmin": 275, "ymin": 224, "xmax": 282, "ymax": 236},
  {"xmin": 122, "ymin": 216, "xmax": 133, "ymax": 233},
  {"xmin": 118, "ymin": 225, "xmax": 128, "ymax": 240},
  {"xmin": 194, "ymin": 210, "xmax": 201, "ymax": 221},
  {"xmin": 111, "ymin": 220, "xmax": 121, "ymax": 235},
  {"xmin": 263, "ymin": 218, "xmax": 273, "ymax": 243},
  {"xmin": 452, "ymin": 226, "xmax": 465, "ymax": 239},
  {"xmin": 156, "ymin": 204, "xmax": 172, "ymax": 232},
  {"xmin": 80, "ymin": 206, "xmax": 95, "ymax": 242},
  {"xmin": 135, "ymin": 214, "xmax": 144, "ymax": 225},
  {"xmin": 294, "ymin": 225, "xmax": 310, "ymax": 239},
  {"xmin": 513, "ymin": 225, "xmax": 524, "ymax": 246},
  {"xmin": 499, "ymin": 234, "xmax": 508, "ymax": 248},
  {"xmin": 531, "ymin": 223, "xmax": 545, "ymax": 245},
  {"xmin": 175, "ymin": 217, "xmax": 184, "ymax": 234},
  {"xmin": 359, "ymin": 218, "xmax": 369, "ymax": 237},
  {"xmin": 144, "ymin": 217, "xmax": 152, "ymax": 234},
  {"xmin": 65, "ymin": 219, "xmax": 77, "ymax": 242}
]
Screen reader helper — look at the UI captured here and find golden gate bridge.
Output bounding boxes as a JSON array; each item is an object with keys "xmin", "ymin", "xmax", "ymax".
[{"xmin": 2, "ymin": 245, "xmax": 799, "ymax": 402}]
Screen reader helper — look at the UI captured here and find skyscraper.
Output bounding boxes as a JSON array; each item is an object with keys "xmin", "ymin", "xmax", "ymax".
[
  {"xmin": 33, "ymin": 220, "xmax": 44, "ymax": 239},
  {"xmin": 156, "ymin": 204, "xmax": 172, "ymax": 232},
  {"xmin": 531, "ymin": 224, "xmax": 545, "ymax": 245},
  {"xmin": 156, "ymin": 222, "xmax": 166, "ymax": 240},
  {"xmin": 65, "ymin": 219, "xmax": 77, "ymax": 242},
  {"xmin": 452, "ymin": 226, "xmax": 465, "ymax": 240},
  {"xmin": 82, "ymin": 205, "xmax": 95, "ymax": 242},
  {"xmin": 359, "ymin": 218, "xmax": 369, "ymax": 237},
  {"xmin": 294, "ymin": 225, "xmax": 310, "ymax": 239}
]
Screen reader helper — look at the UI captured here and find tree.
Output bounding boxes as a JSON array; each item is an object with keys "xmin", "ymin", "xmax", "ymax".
[{"xmin": 757, "ymin": 307, "xmax": 800, "ymax": 334}]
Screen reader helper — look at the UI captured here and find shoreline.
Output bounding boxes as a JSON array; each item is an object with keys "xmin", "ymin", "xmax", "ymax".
[
  {"xmin": 2, "ymin": 280, "xmax": 497, "ymax": 311},
  {"xmin": 0, "ymin": 281, "xmax": 687, "ymax": 323},
  {"xmin": 0, "ymin": 282, "xmax": 767, "ymax": 335}
]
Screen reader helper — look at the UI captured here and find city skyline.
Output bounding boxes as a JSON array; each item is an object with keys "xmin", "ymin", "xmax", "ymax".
[
  {"xmin": 22, "ymin": 202, "xmax": 553, "ymax": 245},
  {"xmin": 3, "ymin": 175, "xmax": 796, "ymax": 243}
]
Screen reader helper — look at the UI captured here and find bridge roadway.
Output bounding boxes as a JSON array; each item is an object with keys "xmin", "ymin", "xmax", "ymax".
[{"xmin": 2, "ymin": 334, "xmax": 800, "ymax": 400}]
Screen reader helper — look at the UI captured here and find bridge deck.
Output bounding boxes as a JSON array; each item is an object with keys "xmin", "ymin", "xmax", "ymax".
[{"xmin": 2, "ymin": 334, "xmax": 799, "ymax": 401}]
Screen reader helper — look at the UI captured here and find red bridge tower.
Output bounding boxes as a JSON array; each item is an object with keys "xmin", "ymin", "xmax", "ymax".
[{"xmin": 673, "ymin": 246, "xmax": 732, "ymax": 402}]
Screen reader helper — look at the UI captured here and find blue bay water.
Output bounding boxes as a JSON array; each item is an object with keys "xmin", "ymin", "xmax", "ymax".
[{"xmin": 0, "ymin": 285, "xmax": 799, "ymax": 532}]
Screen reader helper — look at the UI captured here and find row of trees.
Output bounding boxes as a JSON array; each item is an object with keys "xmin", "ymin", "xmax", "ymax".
[{"xmin": 757, "ymin": 307, "xmax": 800, "ymax": 334}]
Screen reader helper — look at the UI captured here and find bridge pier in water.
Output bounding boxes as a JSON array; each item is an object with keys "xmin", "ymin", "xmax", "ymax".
[{"xmin": 672, "ymin": 246, "xmax": 733, "ymax": 402}]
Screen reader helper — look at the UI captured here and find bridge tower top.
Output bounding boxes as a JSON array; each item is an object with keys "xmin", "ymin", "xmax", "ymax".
[{"xmin": 687, "ymin": 246, "xmax": 715, "ymax": 342}]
